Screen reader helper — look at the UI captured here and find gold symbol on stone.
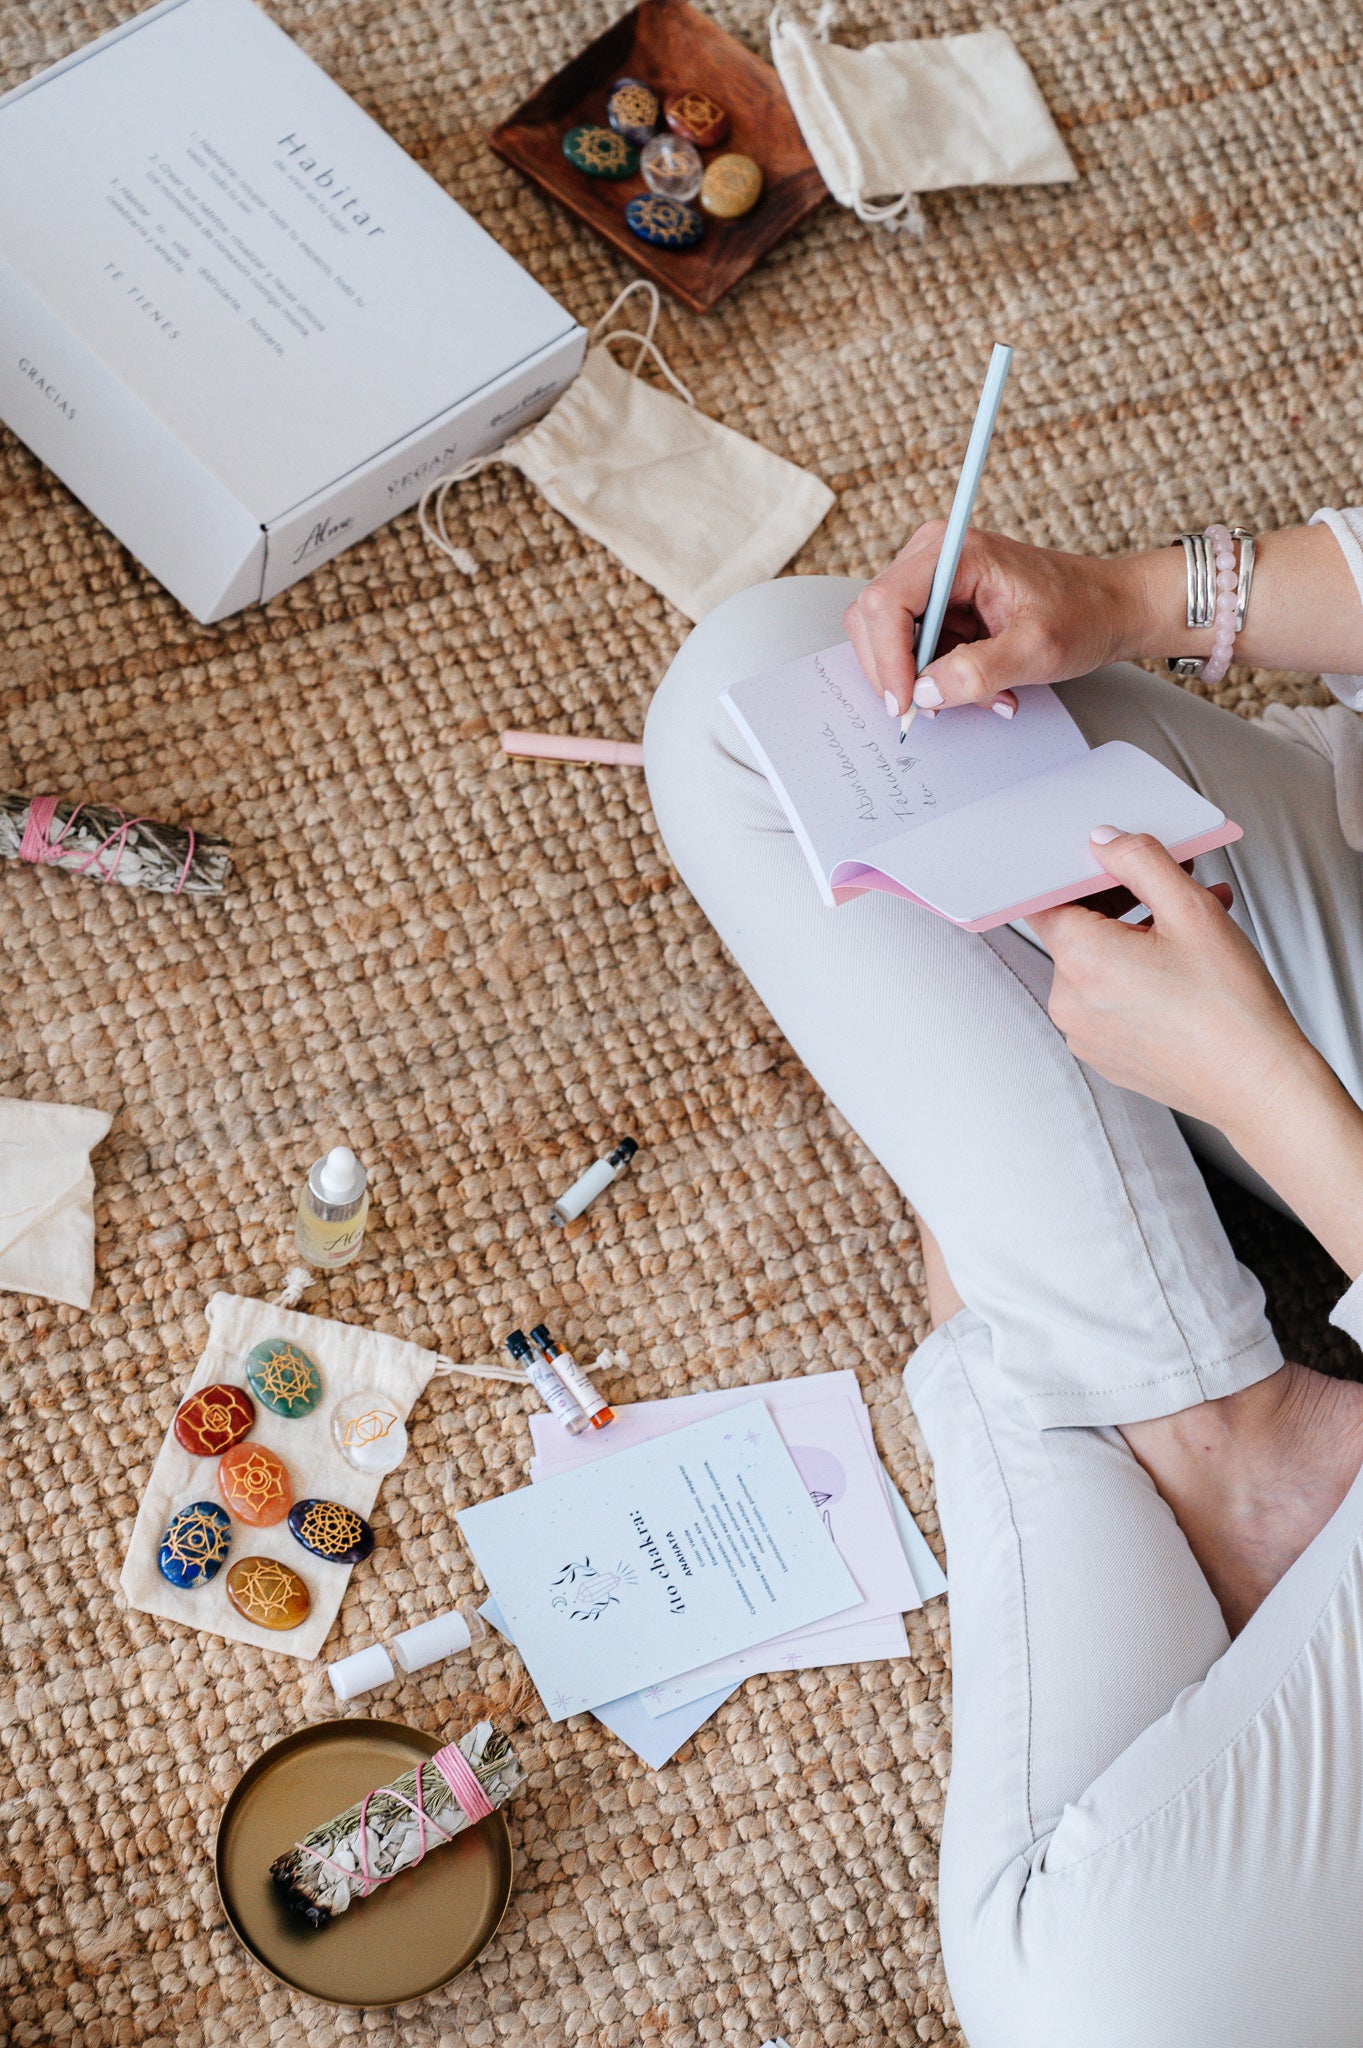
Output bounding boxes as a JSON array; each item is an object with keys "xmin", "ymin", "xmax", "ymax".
[
  {"xmin": 251, "ymin": 1345, "xmax": 320, "ymax": 1410},
  {"xmin": 299, "ymin": 1501, "xmax": 363, "ymax": 1557},
  {"xmin": 579, "ymin": 129, "xmax": 631, "ymax": 173},
  {"xmin": 341, "ymin": 1407, "xmax": 397, "ymax": 1447},
  {"xmin": 613, "ymin": 85, "xmax": 655, "ymax": 127},
  {"xmin": 227, "ymin": 1448, "xmax": 287, "ymax": 1513},
  {"xmin": 227, "ymin": 1556, "xmax": 311, "ymax": 1629},
  {"xmin": 163, "ymin": 1506, "xmax": 230, "ymax": 1570}
]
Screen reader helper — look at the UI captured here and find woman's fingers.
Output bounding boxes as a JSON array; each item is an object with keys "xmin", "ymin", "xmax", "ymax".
[
  {"xmin": 842, "ymin": 521, "xmax": 952, "ymax": 714},
  {"xmin": 914, "ymin": 619, "xmax": 1059, "ymax": 710},
  {"xmin": 844, "ymin": 577, "xmax": 919, "ymax": 714},
  {"xmin": 1085, "ymin": 827, "xmax": 1226, "ymax": 924},
  {"xmin": 846, "ymin": 524, "xmax": 1128, "ymax": 716},
  {"xmin": 1030, "ymin": 831, "xmax": 1221, "ymax": 959},
  {"xmin": 1028, "ymin": 828, "xmax": 1303, "ymax": 1128}
]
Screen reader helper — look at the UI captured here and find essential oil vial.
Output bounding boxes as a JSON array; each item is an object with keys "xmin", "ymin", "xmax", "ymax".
[{"xmin": 295, "ymin": 1145, "xmax": 369, "ymax": 1268}]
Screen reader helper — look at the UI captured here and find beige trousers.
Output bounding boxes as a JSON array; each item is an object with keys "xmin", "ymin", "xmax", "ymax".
[{"xmin": 644, "ymin": 576, "xmax": 1363, "ymax": 2048}]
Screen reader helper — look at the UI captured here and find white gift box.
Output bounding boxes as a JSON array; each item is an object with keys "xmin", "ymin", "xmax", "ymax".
[{"xmin": 0, "ymin": 0, "xmax": 584, "ymax": 620}]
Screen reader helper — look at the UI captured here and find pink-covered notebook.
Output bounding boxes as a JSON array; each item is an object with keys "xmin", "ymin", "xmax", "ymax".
[{"xmin": 721, "ymin": 643, "xmax": 1241, "ymax": 931}]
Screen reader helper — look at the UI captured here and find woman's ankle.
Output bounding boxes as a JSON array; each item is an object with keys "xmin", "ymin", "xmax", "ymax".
[
  {"xmin": 1120, "ymin": 1364, "xmax": 1300, "ymax": 1472},
  {"xmin": 1120, "ymin": 1363, "xmax": 1363, "ymax": 1633}
]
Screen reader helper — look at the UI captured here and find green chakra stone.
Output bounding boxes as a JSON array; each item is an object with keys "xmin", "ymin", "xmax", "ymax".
[
  {"xmin": 246, "ymin": 1337, "xmax": 324, "ymax": 1417},
  {"xmin": 562, "ymin": 123, "xmax": 639, "ymax": 180}
]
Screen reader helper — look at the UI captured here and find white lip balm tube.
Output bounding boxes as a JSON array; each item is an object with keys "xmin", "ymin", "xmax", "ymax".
[
  {"xmin": 327, "ymin": 1643, "xmax": 396, "ymax": 1702},
  {"xmin": 549, "ymin": 1137, "xmax": 638, "ymax": 1226},
  {"xmin": 390, "ymin": 1606, "xmax": 483, "ymax": 1674}
]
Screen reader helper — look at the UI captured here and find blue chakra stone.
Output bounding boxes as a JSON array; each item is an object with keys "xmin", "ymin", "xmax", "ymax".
[
  {"xmin": 624, "ymin": 194, "xmax": 705, "ymax": 250},
  {"xmin": 288, "ymin": 1498, "xmax": 376, "ymax": 1565},
  {"xmin": 606, "ymin": 77, "xmax": 660, "ymax": 148},
  {"xmin": 159, "ymin": 1500, "xmax": 233, "ymax": 1589},
  {"xmin": 562, "ymin": 123, "xmax": 638, "ymax": 180}
]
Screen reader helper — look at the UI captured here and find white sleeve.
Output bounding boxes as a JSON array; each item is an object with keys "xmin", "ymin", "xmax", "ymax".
[
  {"xmin": 1309, "ymin": 507, "xmax": 1363, "ymax": 710},
  {"xmin": 1331, "ymin": 1272, "xmax": 1363, "ymax": 1348}
]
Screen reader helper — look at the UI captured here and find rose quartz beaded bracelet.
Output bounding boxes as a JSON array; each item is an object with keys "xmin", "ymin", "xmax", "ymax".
[{"xmin": 1168, "ymin": 525, "xmax": 1256, "ymax": 685}]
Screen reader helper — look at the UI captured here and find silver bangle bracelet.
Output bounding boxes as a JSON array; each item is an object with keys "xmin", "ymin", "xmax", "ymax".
[
  {"xmin": 1167, "ymin": 526, "xmax": 1256, "ymax": 677},
  {"xmin": 1232, "ymin": 527, "xmax": 1256, "ymax": 634},
  {"xmin": 1176, "ymin": 531, "xmax": 1216, "ymax": 629}
]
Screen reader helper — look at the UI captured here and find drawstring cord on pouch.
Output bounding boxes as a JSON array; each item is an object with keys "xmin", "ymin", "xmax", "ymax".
[
  {"xmin": 769, "ymin": 1, "xmax": 925, "ymax": 232},
  {"xmin": 418, "ymin": 281, "xmax": 693, "ymax": 575}
]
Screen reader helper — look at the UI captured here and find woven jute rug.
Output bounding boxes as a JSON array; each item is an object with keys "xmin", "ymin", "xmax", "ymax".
[{"xmin": 3, "ymin": 1, "xmax": 1361, "ymax": 2042}]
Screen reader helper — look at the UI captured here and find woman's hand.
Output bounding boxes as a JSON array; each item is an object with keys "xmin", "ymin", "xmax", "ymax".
[
  {"xmin": 1028, "ymin": 830, "xmax": 1306, "ymax": 1132},
  {"xmin": 843, "ymin": 524, "xmax": 1144, "ymax": 719},
  {"xmin": 1031, "ymin": 828, "xmax": 1363, "ymax": 1279}
]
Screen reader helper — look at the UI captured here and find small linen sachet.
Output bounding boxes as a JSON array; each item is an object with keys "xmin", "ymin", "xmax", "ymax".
[
  {"xmin": 121, "ymin": 1290, "xmax": 442, "ymax": 1660},
  {"xmin": 770, "ymin": 3, "xmax": 1077, "ymax": 230},
  {"xmin": 0, "ymin": 1095, "xmax": 112, "ymax": 1310},
  {"xmin": 421, "ymin": 284, "xmax": 834, "ymax": 623}
]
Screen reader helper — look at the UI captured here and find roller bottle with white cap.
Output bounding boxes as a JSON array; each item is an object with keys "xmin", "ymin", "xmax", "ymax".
[{"xmin": 295, "ymin": 1145, "xmax": 369, "ymax": 1269}]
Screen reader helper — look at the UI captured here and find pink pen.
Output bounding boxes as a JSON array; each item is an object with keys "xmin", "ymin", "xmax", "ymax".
[{"xmin": 501, "ymin": 730, "xmax": 645, "ymax": 767}]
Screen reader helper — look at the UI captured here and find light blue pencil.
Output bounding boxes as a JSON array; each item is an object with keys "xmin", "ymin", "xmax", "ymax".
[{"xmin": 901, "ymin": 341, "xmax": 1014, "ymax": 736}]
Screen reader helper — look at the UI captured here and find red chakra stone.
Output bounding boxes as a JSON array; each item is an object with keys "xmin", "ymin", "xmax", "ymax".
[
  {"xmin": 663, "ymin": 88, "xmax": 730, "ymax": 149},
  {"xmin": 218, "ymin": 1441, "xmax": 294, "ymax": 1527},
  {"xmin": 174, "ymin": 1383, "xmax": 255, "ymax": 1458}
]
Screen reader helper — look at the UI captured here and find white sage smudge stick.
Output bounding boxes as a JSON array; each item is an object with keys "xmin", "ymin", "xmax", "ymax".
[
  {"xmin": 269, "ymin": 1721, "xmax": 523, "ymax": 1928},
  {"xmin": 0, "ymin": 792, "xmax": 232, "ymax": 895}
]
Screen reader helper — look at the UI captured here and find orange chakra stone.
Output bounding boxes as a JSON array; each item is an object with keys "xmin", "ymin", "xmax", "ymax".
[
  {"xmin": 225, "ymin": 1555, "xmax": 311, "ymax": 1630},
  {"xmin": 663, "ymin": 88, "xmax": 730, "ymax": 149},
  {"xmin": 217, "ymin": 1441, "xmax": 293, "ymax": 1526}
]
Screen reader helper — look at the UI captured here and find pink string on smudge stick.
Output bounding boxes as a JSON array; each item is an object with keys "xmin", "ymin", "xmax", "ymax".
[
  {"xmin": 296, "ymin": 1741, "xmax": 494, "ymax": 1899},
  {"xmin": 17, "ymin": 794, "xmax": 197, "ymax": 894}
]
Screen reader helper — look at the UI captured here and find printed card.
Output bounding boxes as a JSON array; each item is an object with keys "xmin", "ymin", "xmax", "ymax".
[{"xmin": 457, "ymin": 1406, "xmax": 860, "ymax": 1720}]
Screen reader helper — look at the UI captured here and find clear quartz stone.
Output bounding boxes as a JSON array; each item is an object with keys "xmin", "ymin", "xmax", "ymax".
[{"xmin": 640, "ymin": 133, "xmax": 703, "ymax": 202}]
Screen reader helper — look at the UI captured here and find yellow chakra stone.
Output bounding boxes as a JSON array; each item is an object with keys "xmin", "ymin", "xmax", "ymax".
[
  {"xmin": 699, "ymin": 153, "xmax": 763, "ymax": 220},
  {"xmin": 226, "ymin": 1555, "xmax": 311, "ymax": 1630}
]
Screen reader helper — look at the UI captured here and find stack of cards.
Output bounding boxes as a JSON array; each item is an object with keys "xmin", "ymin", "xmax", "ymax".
[{"xmin": 459, "ymin": 1371, "xmax": 944, "ymax": 1767}]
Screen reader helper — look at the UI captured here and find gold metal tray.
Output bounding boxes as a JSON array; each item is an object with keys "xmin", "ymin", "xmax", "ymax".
[{"xmin": 215, "ymin": 1718, "xmax": 513, "ymax": 2008}]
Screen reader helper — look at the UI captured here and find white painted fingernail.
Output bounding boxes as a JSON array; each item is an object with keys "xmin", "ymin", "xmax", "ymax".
[
  {"xmin": 1090, "ymin": 824, "xmax": 1122, "ymax": 844},
  {"xmin": 913, "ymin": 677, "xmax": 943, "ymax": 708},
  {"xmin": 884, "ymin": 689, "xmax": 899, "ymax": 718},
  {"xmin": 990, "ymin": 699, "xmax": 1016, "ymax": 719}
]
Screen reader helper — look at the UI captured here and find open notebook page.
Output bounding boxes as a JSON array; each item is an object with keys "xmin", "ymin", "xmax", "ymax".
[
  {"xmin": 721, "ymin": 641, "xmax": 1089, "ymax": 907},
  {"xmin": 857, "ymin": 740, "xmax": 1236, "ymax": 928}
]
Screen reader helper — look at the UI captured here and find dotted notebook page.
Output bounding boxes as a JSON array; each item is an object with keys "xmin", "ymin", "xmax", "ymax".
[{"xmin": 721, "ymin": 641, "xmax": 1089, "ymax": 900}]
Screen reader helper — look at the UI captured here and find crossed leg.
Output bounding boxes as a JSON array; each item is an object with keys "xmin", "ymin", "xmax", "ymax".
[{"xmin": 645, "ymin": 576, "xmax": 1363, "ymax": 2046}]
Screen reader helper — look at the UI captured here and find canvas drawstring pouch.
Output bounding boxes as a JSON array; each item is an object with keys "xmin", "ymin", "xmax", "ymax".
[
  {"xmin": 769, "ymin": 2, "xmax": 1077, "ymax": 232},
  {"xmin": 121, "ymin": 1290, "xmax": 460, "ymax": 1660},
  {"xmin": 0, "ymin": 1095, "xmax": 111, "ymax": 1309},
  {"xmin": 420, "ymin": 282, "xmax": 834, "ymax": 622}
]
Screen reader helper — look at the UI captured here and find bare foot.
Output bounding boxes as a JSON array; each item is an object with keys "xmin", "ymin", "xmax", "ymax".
[{"xmin": 1121, "ymin": 1364, "xmax": 1363, "ymax": 1635}]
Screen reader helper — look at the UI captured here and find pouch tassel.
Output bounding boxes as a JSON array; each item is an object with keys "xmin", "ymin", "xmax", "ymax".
[{"xmin": 432, "ymin": 1355, "xmax": 531, "ymax": 1386}]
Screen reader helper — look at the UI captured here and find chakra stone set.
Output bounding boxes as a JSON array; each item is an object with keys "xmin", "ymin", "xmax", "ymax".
[
  {"xmin": 562, "ymin": 77, "xmax": 763, "ymax": 253},
  {"xmin": 158, "ymin": 1338, "xmax": 403, "ymax": 1631}
]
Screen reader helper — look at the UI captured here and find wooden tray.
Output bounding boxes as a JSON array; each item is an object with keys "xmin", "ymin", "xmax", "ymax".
[{"xmin": 489, "ymin": 0, "xmax": 827, "ymax": 315}]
